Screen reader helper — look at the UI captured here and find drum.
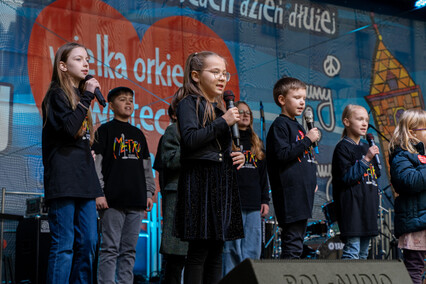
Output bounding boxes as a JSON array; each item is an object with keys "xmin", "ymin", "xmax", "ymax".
[
  {"xmin": 303, "ymin": 235, "xmax": 345, "ymax": 259},
  {"xmin": 262, "ymin": 219, "xmax": 281, "ymax": 259},
  {"xmin": 322, "ymin": 200, "xmax": 337, "ymax": 226},
  {"xmin": 305, "ymin": 221, "xmax": 328, "ymax": 239}
]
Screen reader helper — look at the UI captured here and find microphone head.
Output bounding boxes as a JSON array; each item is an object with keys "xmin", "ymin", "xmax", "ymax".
[
  {"xmin": 304, "ymin": 109, "xmax": 314, "ymax": 123},
  {"xmin": 366, "ymin": 133, "xmax": 374, "ymax": 142},
  {"xmin": 84, "ymin": 75, "xmax": 93, "ymax": 81},
  {"xmin": 223, "ymin": 90, "xmax": 235, "ymax": 102}
]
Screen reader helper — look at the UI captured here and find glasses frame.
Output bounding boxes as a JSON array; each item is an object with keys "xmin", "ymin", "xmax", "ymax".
[
  {"xmin": 202, "ymin": 69, "xmax": 231, "ymax": 82},
  {"xmin": 412, "ymin": 128, "xmax": 426, "ymax": 131},
  {"xmin": 238, "ymin": 109, "xmax": 251, "ymax": 116}
]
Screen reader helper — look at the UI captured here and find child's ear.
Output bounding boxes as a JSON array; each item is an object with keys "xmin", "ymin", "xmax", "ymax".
[
  {"xmin": 191, "ymin": 70, "xmax": 200, "ymax": 83},
  {"xmin": 59, "ymin": 61, "xmax": 67, "ymax": 72},
  {"xmin": 277, "ymin": 95, "xmax": 285, "ymax": 107},
  {"xmin": 409, "ymin": 129, "xmax": 416, "ymax": 138},
  {"xmin": 343, "ymin": 117, "xmax": 350, "ymax": 127}
]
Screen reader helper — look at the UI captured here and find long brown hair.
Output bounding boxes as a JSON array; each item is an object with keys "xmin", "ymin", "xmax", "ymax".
[
  {"xmin": 42, "ymin": 42, "xmax": 94, "ymax": 143},
  {"xmin": 389, "ymin": 108, "xmax": 426, "ymax": 154},
  {"xmin": 182, "ymin": 51, "xmax": 226, "ymax": 126},
  {"xmin": 233, "ymin": 101, "xmax": 265, "ymax": 160}
]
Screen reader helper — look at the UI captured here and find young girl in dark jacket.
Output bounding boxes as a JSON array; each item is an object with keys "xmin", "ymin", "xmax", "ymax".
[
  {"xmin": 174, "ymin": 51, "xmax": 245, "ymax": 283},
  {"xmin": 389, "ymin": 109, "xmax": 426, "ymax": 284},
  {"xmin": 332, "ymin": 104, "xmax": 381, "ymax": 259}
]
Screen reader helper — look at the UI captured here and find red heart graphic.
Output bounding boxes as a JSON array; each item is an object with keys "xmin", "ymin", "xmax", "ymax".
[{"xmin": 27, "ymin": 0, "xmax": 240, "ymax": 149}]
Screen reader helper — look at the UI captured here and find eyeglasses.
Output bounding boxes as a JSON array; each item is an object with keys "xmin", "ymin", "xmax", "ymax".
[
  {"xmin": 202, "ymin": 70, "xmax": 231, "ymax": 82},
  {"xmin": 238, "ymin": 110, "xmax": 251, "ymax": 116},
  {"xmin": 412, "ymin": 128, "xmax": 426, "ymax": 131}
]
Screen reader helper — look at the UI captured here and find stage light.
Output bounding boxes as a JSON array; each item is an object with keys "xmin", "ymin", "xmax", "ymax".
[{"xmin": 415, "ymin": 0, "xmax": 426, "ymax": 9}]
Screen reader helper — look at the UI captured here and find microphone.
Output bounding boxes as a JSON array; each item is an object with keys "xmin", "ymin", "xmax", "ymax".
[
  {"xmin": 84, "ymin": 75, "xmax": 106, "ymax": 107},
  {"xmin": 303, "ymin": 109, "xmax": 319, "ymax": 154},
  {"xmin": 366, "ymin": 133, "xmax": 382, "ymax": 169},
  {"xmin": 223, "ymin": 90, "xmax": 241, "ymax": 148}
]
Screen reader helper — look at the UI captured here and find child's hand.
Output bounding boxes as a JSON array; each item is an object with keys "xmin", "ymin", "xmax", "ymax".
[
  {"xmin": 96, "ymin": 196, "xmax": 109, "ymax": 210},
  {"xmin": 306, "ymin": 127, "xmax": 320, "ymax": 143},
  {"xmin": 146, "ymin": 198, "xmax": 153, "ymax": 212},
  {"xmin": 91, "ymin": 150, "xmax": 96, "ymax": 161},
  {"xmin": 365, "ymin": 145, "xmax": 380, "ymax": 162},
  {"xmin": 260, "ymin": 204, "xmax": 269, "ymax": 217},
  {"xmin": 222, "ymin": 107, "xmax": 240, "ymax": 126},
  {"xmin": 231, "ymin": 151, "xmax": 245, "ymax": 170},
  {"xmin": 84, "ymin": 77, "xmax": 101, "ymax": 96}
]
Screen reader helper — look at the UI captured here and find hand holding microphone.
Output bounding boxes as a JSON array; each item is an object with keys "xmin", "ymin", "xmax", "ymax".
[
  {"xmin": 304, "ymin": 109, "xmax": 320, "ymax": 154},
  {"xmin": 366, "ymin": 133, "xmax": 382, "ymax": 169},
  {"xmin": 84, "ymin": 75, "xmax": 106, "ymax": 107},
  {"xmin": 223, "ymin": 90, "xmax": 241, "ymax": 148}
]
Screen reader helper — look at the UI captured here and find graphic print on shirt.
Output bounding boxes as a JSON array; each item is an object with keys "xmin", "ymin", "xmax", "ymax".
[
  {"xmin": 80, "ymin": 116, "xmax": 90, "ymax": 141},
  {"xmin": 241, "ymin": 149, "xmax": 258, "ymax": 169},
  {"xmin": 362, "ymin": 157, "xmax": 378, "ymax": 186},
  {"xmin": 112, "ymin": 133, "xmax": 141, "ymax": 160},
  {"xmin": 296, "ymin": 130, "xmax": 316, "ymax": 163}
]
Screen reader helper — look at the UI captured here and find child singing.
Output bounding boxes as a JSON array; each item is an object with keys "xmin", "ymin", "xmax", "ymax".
[
  {"xmin": 174, "ymin": 51, "xmax": 245, "ymax": 283},
  {"xmin": 332, "ymin": 104, "xmax": 381, "ymax": 259},
  {"xmin": 42, "ymin": 42, "xmax": 103, "ymax": 283}
]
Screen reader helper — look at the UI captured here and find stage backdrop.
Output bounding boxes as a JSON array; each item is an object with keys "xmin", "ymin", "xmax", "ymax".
[{"xmin": 1, "ymin": 0, "xmax": 425, "ymax": 225}]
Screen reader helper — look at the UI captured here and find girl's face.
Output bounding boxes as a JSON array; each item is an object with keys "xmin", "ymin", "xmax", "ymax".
[
  {"xmin": 344, "ymin": 107, "xmax": 369, "ymax": 142},
  {"xmin": 192, "ymin": 55, "xmax": 227, "ymax": 101},
  {"xmin": 237, "ymin": 103, "xmax": 251, "ymax": 131},
  {"xmin": 60, "ymin": 47, "xmax": 89, "ymax": 87}
]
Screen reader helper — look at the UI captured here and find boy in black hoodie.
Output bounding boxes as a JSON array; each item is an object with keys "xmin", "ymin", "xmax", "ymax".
[{"xmin": 266, "ymin": 77, "xmax": 319, "ymax": 259}]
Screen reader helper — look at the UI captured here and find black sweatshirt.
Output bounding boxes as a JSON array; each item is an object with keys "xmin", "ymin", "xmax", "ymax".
[
  {"xmin": 42, "ymin": 84, "xmax": 102, "ymax": 201},
  {"xmin": 266, "ymin": 114, "xmax": 317, "ymax": 224},
  {"xmin": 237, "ymin": 129, "xmax": 269, "ymax": 210}
]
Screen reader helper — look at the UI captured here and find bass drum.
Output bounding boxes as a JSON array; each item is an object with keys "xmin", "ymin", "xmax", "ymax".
[{"xmin": 303, "ymin": 235, "xmax": 345, "ymax": 259}]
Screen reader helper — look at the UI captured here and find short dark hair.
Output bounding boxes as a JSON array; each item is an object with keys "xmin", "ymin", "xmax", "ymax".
[
  {"xmin": 273, "ymin": 77, "xmax": 306, "ymax": 107},
  {"xmin": 107, "ymin": 86, "xmax": 134, "ymax": 102}
]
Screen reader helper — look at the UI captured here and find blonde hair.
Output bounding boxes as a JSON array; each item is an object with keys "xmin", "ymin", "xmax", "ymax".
[
  {"xmin": 341, "ymin": 104, "xmax": 368, "ymax": 138},
  {"xmin": 182, "ymin": 51, "xmax": 226, "ymax": 126},
  {"xmin": 233, "ymin": 101, "xmax": 265, "ymax": 160},
  {"xmin": 389, "ymin": 109, "xmax": 426, "ymax": 154},
  {"xmin": 42, "ymin": 42, "xmax": 94, "ymax": 143}
]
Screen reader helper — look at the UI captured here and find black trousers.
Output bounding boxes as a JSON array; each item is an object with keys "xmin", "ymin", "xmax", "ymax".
[
  {"xmin": 163, "ymin": 254, "xmax": 186, "ymax": 284},
  {"xmin": 184, "ymin": 240, "xmax": 224, "ymax": 284},
  {"xmin": 403, "ymin": 249, "xmax": 426, "ymax": 284},
  {"xmin": 280, "ymin": 219, "xmax": 308, "ymax": 259}
]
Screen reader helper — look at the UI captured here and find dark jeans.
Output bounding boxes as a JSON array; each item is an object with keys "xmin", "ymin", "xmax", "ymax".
[
  {"xmin": 280, "ymin": 219, "xmax": 308, "ymax": 259},
  {"xmin": 163, "ymin": 254, "xmax": 186, "ymax": 284},
  {"xmin": 403, "ymin": 249, "xmax": 426, "ymax": 284},
  {"xmin": 184, "ymin": 240, "xmax": 224, "ymax": 284}
]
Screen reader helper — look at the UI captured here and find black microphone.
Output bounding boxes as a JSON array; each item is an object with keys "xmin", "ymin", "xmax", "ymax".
[
  {"xmin": 84, "ymin": 75, "xmax": 106, "ymax": 107},
  {"xmin": 366, "ymin": 133, "xmax": 382, "ymax": 169},
  {"xmin": 303, "ymin": 109, "xmax": 319, "ymax": 154},
  {"xmin": 223, "ymin": 90, "xmax": 241, "ymax": 148}
]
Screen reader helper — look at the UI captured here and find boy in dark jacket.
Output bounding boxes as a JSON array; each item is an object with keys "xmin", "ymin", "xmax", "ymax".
[{"xmin": 266, "ymin": 77, "xmax": 319, "ymax": 259}]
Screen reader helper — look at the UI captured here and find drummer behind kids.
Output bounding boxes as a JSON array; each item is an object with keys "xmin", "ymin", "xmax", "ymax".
[{"xmin": 266, "ymin": 77, "xmax": 319, "ymax": 259}]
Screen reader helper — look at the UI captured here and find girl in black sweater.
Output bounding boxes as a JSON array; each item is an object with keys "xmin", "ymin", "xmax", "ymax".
[
  {"xmin": 332, "ymin": 104, "xmax": 381, "ymax": 259},
  {"xmin": 42, "ymin": 42, "xmax": 103, "ymax": 283},
  {"xmin": 174, "ymin": 51, "xmax": 245, "ymax": 283},
  {"xmin": 222, "ymin": 101, "xmax": 269, "ymax": 275}
]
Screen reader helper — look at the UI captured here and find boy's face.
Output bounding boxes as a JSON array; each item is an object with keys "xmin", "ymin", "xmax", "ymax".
[
  {"xmin": 278, "ymin": 88, "xmax": 306, "ymax": 119},
  {"xmin": 110, "ymin": 93, "xmax": 134, "ymax": 122}
]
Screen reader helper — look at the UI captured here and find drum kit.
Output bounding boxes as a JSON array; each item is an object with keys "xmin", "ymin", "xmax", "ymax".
[{"xmin": 262, "ymin": 200, "xmax": 345, "ymax": 259}]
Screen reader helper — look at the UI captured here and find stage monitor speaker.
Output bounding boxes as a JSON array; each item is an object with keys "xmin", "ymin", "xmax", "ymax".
[
  {"xmin": 15, "ymin": 216, "xmax": 51, "ymax": 284},
  {"xmin": 219, "ymin": 258, "xmax": 411, "ymax": 284}
]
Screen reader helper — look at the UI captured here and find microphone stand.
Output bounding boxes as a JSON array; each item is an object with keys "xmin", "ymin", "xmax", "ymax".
[
  {"xmin": 260, "ymin": 101, "xmax": 266, "ymax": 143},
  {"xmin": 368, "ymin": 124, "xmax": 390, "ymax": 142}
]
